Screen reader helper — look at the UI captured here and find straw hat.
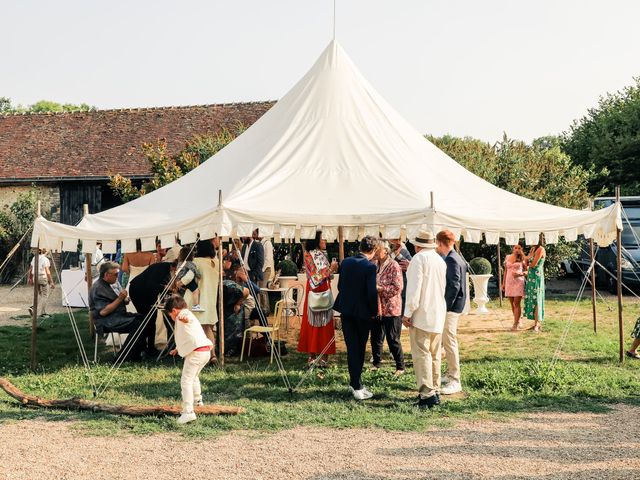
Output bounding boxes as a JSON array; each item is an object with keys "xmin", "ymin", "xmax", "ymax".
[{"xmin": 412, "ymin": 230, "xmax": 437, "ymax": 249}]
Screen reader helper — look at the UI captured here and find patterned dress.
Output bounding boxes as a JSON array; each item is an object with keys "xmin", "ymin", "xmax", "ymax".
[
  {"xmin": 524, "ymin": 257, "xmax": 545, "ymax": 321},
  {"xmin": 504, "ymin": 259, "xmax": 525, "ymax": 297},
  {"xmin": 297, "ymin": 250, "xmax": 336, "ymax": 355}
]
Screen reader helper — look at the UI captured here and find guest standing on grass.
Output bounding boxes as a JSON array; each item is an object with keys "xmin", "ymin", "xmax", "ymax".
[
  {"xmin": 334, "ymin": 235, "xmax": 379, "ymax": 400},
  {"xmin": 28, "ymin": 247, "xmax": 54, "ymax": 318},
  {"xmin": 370, "ymin": 241, "xmax": 405, "ymax": 376},
  {"xmin": 626, "ymin": 316, "xmax": 640, "ymax": 360},
  {"xmin": 298, "ymin": 231, "xmax": 338, "ymax": 367},
  {"xmin": 524, "ymin": 234, "xmax": 546, "ymax": 333},
  {"xmin": 402, "ymin": 231, "xmax": 447, "ymax": 410},
  {"xmin": 190, "ymin": 239, "xmax": 220, "ymax": 363},
  {"xmin": 503, "ymin": 243, "xmax": 527, "ymax": 331},
  {"xmin": 166, "ymin": 294, "xmax": 213, "ymax": 425},
  {"xmin": 436, "ymin": 229, "xmax": 467, "ymax": 396}
]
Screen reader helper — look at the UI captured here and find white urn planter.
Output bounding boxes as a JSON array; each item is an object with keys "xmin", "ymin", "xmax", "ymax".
[
  {"xmin": 470, "ymin": 274, "xmax": 492, "ymax": 315},
  {"xmin": 277, "ymin": 276, "xmax": 297, "ymax": 289}
]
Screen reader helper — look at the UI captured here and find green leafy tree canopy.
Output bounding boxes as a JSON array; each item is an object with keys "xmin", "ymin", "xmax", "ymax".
[
  {"xmin": 561, "ymin": 77, "xmax": 640, "ymax": 196},
  {"xmin": 0, "ymin": 96, "xmax": 95, "ymax": 114}
]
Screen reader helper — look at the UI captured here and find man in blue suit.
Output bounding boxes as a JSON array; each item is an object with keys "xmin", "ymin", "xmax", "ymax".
[
  {"xmin": 333, "ymin": 235, "xmax": 379, "ymax": 400},
  {"xmin": 436, "ymin": 229, "xmax": 467, "ymax": 395}
]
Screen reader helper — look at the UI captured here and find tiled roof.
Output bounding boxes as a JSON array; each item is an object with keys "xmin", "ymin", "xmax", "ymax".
[{"xmin": 0, "ymin": 102, "xmax": 275, "ymax": 182}]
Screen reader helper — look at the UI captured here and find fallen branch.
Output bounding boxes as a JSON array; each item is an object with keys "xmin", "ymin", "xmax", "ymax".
[{"xmin": 0, "ymin": 377, "xmax": 244, "ymax": 417}]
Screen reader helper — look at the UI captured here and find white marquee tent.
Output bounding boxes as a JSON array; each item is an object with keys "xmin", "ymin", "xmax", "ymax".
[{"xmin": 32, "ymin": 40, "xmax": 621, "ymax": 254}]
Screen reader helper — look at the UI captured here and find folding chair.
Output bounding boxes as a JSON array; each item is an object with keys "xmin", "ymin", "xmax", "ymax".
[{"xmin": 240, "ymin": 299, "xmax": 284, "ymax": 363}]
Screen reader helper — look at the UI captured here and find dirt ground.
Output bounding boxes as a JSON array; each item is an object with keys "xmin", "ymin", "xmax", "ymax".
[{"xmin": 1, "ymin": 404, "xmax": 638, "ymax": 480}]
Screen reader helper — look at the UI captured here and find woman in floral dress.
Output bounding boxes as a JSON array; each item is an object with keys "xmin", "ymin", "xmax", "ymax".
[{"xmin": 524, "ymin": 235, "xmax": 546, "ymax": 333}]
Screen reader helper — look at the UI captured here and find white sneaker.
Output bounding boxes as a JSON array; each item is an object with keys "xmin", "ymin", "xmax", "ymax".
[
  {"xmin": 191, "ymin": 304, "xmax": 205, "ymax": 312},
  {"xmin": 177, "ymin": 412, "xmax": 197, "ymax": 424},
  {"xmin": 195, "ymin": 399, "xmax": 204, "ymax": 407},
  {"xmin": 352, "ymin": 387, "xmax": 374, "ymax": 400},
  {"xmin": 441, "ymin": 381, "xmax": 462, "ymax": 395}
]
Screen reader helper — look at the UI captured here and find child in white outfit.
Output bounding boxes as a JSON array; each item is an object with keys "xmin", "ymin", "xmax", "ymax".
[{"xmin": 166, "ymin": 294, "xmax": 213, "ymax": 424}]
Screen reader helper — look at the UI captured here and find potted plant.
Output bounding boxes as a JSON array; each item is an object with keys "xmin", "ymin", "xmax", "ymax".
[
  {"xmin": 276, "ymin": 259, "xmax": 299, "ymax": 289},
  {"xmin": 469, "ymin": 257, "xmax": 492, "ymax": 314}
]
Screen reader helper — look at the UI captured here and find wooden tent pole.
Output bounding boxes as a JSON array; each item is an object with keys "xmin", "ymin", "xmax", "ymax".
[
  {"xmin": 338, "ymin": 226, "xmax": 345, "ymax": 261},
  {"xmin": 217, "ymin": 190, "xmax": 224, "ymax": 366},
  {"xmin": 83, "ymin": 204, "xmax": 95, "ymax": 337},
  {"xmin": 615, "ymin": 186, "xmax": 624, "ymax": 362},
  {"xmin": 30, "ymin": 201, "xmax": 42, "ymax": 371},
  {"xmin": 590, "ymin": 237, "xmax": 597, "ymax": 334},
  {"xmin": 497, "ymin": 242, "xmax": 503, "ymax": 307}
]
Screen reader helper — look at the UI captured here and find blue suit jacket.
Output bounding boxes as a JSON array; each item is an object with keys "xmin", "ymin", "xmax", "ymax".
[
  {"xmin": 333, "ymin": 253, "xmax": 378, "ymax": 319},
  {"xmin": 444, "ymin": 249, "xmax": 467, "ymax": 313}
]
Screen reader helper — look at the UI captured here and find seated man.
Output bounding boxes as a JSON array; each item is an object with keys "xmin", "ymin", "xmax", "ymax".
[
  {"xmin": 89, "ymin": 261, "xmax": 155, "ymax": 361},
  {"xmin": 232, "ymin": 264, "xmax": 261, "ymax": 323}
]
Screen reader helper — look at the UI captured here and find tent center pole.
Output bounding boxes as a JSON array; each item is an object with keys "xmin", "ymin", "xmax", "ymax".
[
  {"xmin": 497, "ymin": 242, "xmax": 503, "ymax": 307},
  {"xmin": 338, "ymin": 226, "xmax": 345, "ymax": 262}
]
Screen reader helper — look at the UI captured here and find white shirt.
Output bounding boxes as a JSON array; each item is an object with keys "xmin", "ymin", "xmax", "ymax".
[
  {"xmin": 242, "ymin": 240, "xmax": 253, "ymax": 271},
  {"xmin": 174, "ymin": 308, "xmax": 213, "ymax": 357},
  {"xmin": 30, "ymin": 255, "xmax": 51, "ymax": 277},
  {"xmin": 93, "ymin": 247, "xmax": 105, "ymax": 268},
  {"xmin": 261, "ymin": 238, "xmax": 274, "ymax": 278},
  {"xmin": 403, "ymin": 248, "xmax": 447, "ymax": 334}
]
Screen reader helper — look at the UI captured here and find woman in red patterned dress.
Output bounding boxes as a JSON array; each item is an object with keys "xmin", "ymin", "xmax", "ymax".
[{"xmin": 297, "ymin": 231, "xmax": 339, "ymax": 366}]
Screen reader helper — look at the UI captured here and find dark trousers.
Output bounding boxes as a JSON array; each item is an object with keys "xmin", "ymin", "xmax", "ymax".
[
  {"xmin": 98, "ymin": 313, "xmax": 154, "ymax": 361},
  {"xmin": 370, "ymin": 315, "xmax": 405, "ymax": 370},
  {"xmin": 341, "ymin": 315, "xmax": 372, "ymax": 390}
]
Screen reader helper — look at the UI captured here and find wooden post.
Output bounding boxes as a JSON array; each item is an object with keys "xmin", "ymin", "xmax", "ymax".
[
  {"xmin": 590, "ymin": 238, "xmax": 597, "ymax": 334},
  {"xmin": 83, "ymin": 204, "xmax": 95, "ymax": 337},
  {"xmin": 217, "ymin": 237, "xmax": 224, "ymax": 367},
  {"xmin": 217, "ymin": 190, "xmax": 224, "ymax": 366},
  {"xmin": 338, "ymin": 226, "xmax": 345, "ymax": 261},
  {"xmin": 615, "ymin": 186, "xmax": 624, "ymax": 362},
  {"xmin": 497, "ymin": 242, "xmax": 503, "ymax": 307},
  {"xmin": 30, "ymin": 201, "xmax": 42, "ymax": 371}
]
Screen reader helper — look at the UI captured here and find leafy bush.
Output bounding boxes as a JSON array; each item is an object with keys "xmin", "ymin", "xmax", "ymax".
[
  {"xmin": 469, "ymin": 257, "xmax": 491, "ymax": 275},
  {"xmin": 0, "ymin": 190, "xmax": 38, "ymax": 283},
  {"xmin": 277, "ymin": 259, "xmax": 298, "ymax": 276}
]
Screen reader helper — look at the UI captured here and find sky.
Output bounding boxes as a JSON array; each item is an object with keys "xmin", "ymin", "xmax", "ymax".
[{"xmin": 2, "ymin": 0, "xmax": 639, "ymax": 142}]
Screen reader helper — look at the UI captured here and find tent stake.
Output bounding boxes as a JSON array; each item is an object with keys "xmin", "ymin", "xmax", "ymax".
[
  {"xmin": 590, "ymin": 237, "xmax": 597, "ymax": 334},
  {"xmin": 83, "ymin": 204, "xmax": 94, "ymax": 338},
  {"xmin": 497, "ymin": 242, "xmax": 503, "ymax": 307},
  {"xmin": 30, "ymin": 201, "xmax": 42, "ymax": 371},
  {"xmin": 615, "ymin": 186, "xmax": 624, "ymax": 362}
]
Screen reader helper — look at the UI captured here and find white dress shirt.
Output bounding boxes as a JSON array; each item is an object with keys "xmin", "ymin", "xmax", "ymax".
[
  {"xmin": 403, "ymin": 248, "xmax": 447, "ymax": 334},
  {"xmin": 243, "ymin": 240, "xmax": 253, "ymax": 271},
  {"xmin": 261, "ymin": 238, "xmax": 274, "ymax": 279}
]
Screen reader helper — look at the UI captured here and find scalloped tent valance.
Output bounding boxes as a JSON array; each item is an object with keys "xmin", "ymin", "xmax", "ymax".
[{"xmin": 32, "ymin": 41, "xmax": 621, "ymax": 254}]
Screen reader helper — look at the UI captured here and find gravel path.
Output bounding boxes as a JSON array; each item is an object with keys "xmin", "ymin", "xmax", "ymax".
[{"xmin": 1, "ymin": 404, "xmax": 638, "ymax": 479}]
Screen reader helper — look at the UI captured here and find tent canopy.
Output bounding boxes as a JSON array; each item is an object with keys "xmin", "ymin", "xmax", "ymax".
[{"xmin": 33, "ymin": 40, "xmax": 621, "ymax": 254}]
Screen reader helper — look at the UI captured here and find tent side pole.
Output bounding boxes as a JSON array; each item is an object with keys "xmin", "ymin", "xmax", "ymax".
[
  {"xmin": 30, "ymin": 200, "xmax": 42, "ymax": 371},
  {"xmin": 590, "ymin": 238, "xmax": 597, "ymax": 334},
  {"xmin": 217, "ymin": 237, "xmax": 224, "ymax": 367},
  {"xmin": 615, "ymin": 186, "xmax": 624, "ymax": 362},
  {"xmin": 338, "ymin": 226, "xmax": 345, "ymax": 261},
  {"xmin": 497, "ymin": 242, "xmax": 503, "ymax": 307},
  {"xmin": 83, "ymin": 204, "xmax": 94, "ymax": 338}
]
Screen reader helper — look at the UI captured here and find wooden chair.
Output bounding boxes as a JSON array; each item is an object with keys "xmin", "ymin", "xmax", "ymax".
[{"xmin": 240, "ymin": 299, "xmax": 284, "ymax": 364}]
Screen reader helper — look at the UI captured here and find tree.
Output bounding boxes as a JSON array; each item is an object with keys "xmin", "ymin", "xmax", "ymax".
[
  {"xmin": 109, "ymin": 126, "xmax": 245, "ymax": 202},
  {"xmin": 0, "ymin": 189, "xmax": 38, "ymax": 283},
  {"xmin": 561, "ymin": 77, "xmax": 640, "ymax": 196},
  {"xmin": 0, "ymin": 97, "xmax": 95, "ymax": 114},
  {"xmin": 428, "ymin": 134, "xmax": 598, "ymax": 277}
]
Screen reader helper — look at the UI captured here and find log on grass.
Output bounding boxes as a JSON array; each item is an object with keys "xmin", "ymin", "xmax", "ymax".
[{"xmin": 0, "ymin": 377, "xmax": 243, "ymax": 417}]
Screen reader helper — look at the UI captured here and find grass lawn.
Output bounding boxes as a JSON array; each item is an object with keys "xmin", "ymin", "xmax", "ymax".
[{"xmin": 0, "ymin": 296, "xmax": 639, "ymax": 437}]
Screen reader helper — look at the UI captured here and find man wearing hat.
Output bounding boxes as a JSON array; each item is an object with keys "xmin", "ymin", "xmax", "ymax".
[{"xmin": 402, "ymin": 230, "xmax": 447, "ymax": 409}]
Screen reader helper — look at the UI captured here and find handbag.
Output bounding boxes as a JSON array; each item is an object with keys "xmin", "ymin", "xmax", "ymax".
[{"xmin": 308, "ymin": 289, "xmax": 334, "ymax": 312}]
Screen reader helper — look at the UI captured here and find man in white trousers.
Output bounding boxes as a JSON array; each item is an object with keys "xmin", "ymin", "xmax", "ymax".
[{"xmin": 402, "ymin": 231, "xmax": 447, "ymax": 409}]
